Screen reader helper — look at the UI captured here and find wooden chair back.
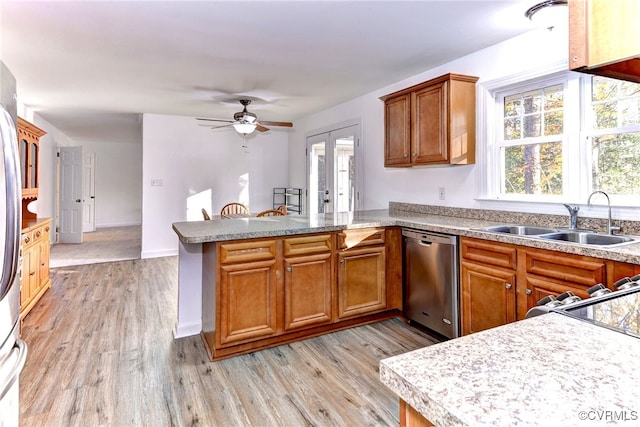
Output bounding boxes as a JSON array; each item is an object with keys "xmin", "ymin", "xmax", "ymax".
[
  {"xmin": 256, "ymin": 209, "xmax": 285, "ymax": 217},
  {"xmin": 220, "ymin": 202, "xmax": 249, "ymax": 217},
  {"xmin": 201, "ymin": 208, "xmax": 211, "ymax": 220}
]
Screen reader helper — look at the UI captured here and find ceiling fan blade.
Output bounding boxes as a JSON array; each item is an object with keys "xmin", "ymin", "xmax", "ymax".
[
  {"xmin": 259, "ymin": 120, "xmax": 293, "ymax": 128},
  {"xmin": 196, "ymin": 117, "xmax": 234, "ymax": 123},
  {"xmin": 208, "ymin": 123, "xmax": 234, "ymax": 131},
  {"xmin": 256, "ymin": 124, "xmax": 270, "ymax": 132}
]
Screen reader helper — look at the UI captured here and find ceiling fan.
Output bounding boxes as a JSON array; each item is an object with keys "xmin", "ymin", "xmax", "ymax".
[{"xmin": 196, "ymin": 99, "xmax": 293, "ymax": 135}]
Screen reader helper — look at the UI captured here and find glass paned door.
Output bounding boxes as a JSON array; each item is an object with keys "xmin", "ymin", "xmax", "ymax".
[{"xmin": 307, "ymin": 124, "xmax": 359, "ymax": 214}]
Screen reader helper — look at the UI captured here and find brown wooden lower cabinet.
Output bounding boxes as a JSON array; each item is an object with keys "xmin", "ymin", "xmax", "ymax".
[
  {"xmin": 399, "ymin": 399, "xmax": 434, "ymax": 427},
  {"xmin": 337, "ymin": 245, "xmax": 386, "ymax": 319},
  {"xmin": 461, "ymin": 236, "xmax": 640, "ymax": 335},
  {"xmin": 20, "ymin": 218, "xmax": 52, "ymax": 322},
  {"xmin": 202, "ymin": 228, "xmax": 401, "ymax": 360},
  {"xmin": 461, "ymin": 260, "xmax": 516, "ymax": 335}
]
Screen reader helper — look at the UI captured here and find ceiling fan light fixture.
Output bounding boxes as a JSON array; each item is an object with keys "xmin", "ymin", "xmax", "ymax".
[
  {"xmin": 525, "ymin": 0, "xmax": 568, "ymax": 30},
  {"xmin": 233, "ymin": 122, "xmax": 257, "ymax": 135}
]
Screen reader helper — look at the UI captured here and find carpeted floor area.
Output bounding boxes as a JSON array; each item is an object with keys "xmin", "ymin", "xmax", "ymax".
[{"xmin": 49, "ymin": 225, "xmax": 141, "ymax": 268}]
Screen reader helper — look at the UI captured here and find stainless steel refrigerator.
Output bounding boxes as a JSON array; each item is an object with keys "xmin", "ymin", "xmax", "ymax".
[{"xmin": 0, "ymin": 61, "xmax": 28, "ymax": 427}]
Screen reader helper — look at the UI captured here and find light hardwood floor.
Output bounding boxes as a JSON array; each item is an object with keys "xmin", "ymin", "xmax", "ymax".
[{"xmin": 20, "ymin": 257, "xmax": 437, "ymax": 426}]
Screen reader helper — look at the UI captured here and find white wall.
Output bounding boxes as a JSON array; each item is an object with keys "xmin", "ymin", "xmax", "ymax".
[
  {"xmin": 289, "ymin": 28, "xmax": 569, "ymax": 212},
  {"xmin": 80, "ymin": 140, "xmax": 142, "ymax": 227},
  {"xmin": 141, "ymin": 113, "xmax": 289, "ymax": 258}
]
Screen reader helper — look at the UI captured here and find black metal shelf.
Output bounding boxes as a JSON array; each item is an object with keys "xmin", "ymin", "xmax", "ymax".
[{"xmin": 273, "ymin": 187, "xmax": 302, "ymax": 214}]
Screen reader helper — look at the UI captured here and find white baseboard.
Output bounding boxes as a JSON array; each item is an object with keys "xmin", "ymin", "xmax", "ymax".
[
  {"xmin": 141, "ymin": 249, "xmax": 178, "ymax": 259},
  {"xmin": 174, "ymin": 321, "xmax": 202, "ymax": 339}
]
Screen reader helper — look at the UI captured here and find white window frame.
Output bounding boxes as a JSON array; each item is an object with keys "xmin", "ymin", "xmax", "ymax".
[{"xmin": 477, "ymin": 62, "xmax": 640, "ymax": 219}]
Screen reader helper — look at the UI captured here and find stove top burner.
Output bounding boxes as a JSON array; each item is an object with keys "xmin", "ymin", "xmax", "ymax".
[{"xmin": 525, "ymin": 278, "xmax": 640, "ymax": 339}]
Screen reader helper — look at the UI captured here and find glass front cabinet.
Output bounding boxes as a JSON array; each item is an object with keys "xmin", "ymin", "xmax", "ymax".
[{"xmin": 17, "ymin": 117, "xmax": 46, "ymax": 219}]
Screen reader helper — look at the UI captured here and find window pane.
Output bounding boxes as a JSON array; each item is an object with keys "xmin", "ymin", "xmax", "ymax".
[
  {"xmin": 544, "ymin": 85, "xmax": 563, "ymax": 110},
  {"xmin": 523, "ymin": 114, "xmax": 541, "ymax": 137},
  {"xmin": 503, "ymin": 142, "xmax": 563, "ymax": 195},
  {"xmin": 592, "ymin": 132, "xmax": 640, "ymax": 195},
  {"xmin": 592, "ymin": 76, "xmax": 640, "ymax": 129},
  {"xmin": 504, "ymin": 95, "xmax": 521, "ymax": 117},
  {"xmin": 544, "ymin": 111, "xmax": 563, "ymax": 135},
  {"xmin": 504, "ymin": 117, "xmax": 521, "ymax": 140},
  {"xmin": 523, "ymin": 90, "xmax": 542, "ymax": 114},
  {"xmin": 592, "ymin": 76, "xmax": 617, "ymax": 101}
]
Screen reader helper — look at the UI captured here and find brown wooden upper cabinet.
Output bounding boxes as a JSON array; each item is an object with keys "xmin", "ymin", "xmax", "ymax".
[
  {"xmin": 380, "ymin": 73, "xmax": 478, "ymax": 167},
  {"xmin": 569, "ymin": 0, "xmax": 640, "ymax": 83},
  {"xmin": 17, "ymin": 117, "xmax": 46, "ymax": 201}
]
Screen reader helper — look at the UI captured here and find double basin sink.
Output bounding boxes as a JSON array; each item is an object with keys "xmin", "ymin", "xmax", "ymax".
[{"xmin": 479, "ymin": 225, "xmax": 639, "ymax": 247}]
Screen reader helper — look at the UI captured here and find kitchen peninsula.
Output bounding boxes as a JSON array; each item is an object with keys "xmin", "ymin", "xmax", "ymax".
[{"xmin": 172, "ymin": 203, "xmax": 640, "ymax": 360}]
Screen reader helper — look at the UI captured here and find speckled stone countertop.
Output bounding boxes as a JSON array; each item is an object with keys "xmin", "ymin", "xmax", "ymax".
[
  {"xmin": 172, "ymin": 207, "xmax": 640, "ymax": 264},
  {"xmin": 380, "ymin": 314, "xmax": 640, "ymax": 426}
]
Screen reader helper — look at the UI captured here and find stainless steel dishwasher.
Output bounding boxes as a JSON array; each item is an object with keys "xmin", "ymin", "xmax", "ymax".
[{"xmin": 402, "ymin": 228, "xmax": 459, "ymax": 339}]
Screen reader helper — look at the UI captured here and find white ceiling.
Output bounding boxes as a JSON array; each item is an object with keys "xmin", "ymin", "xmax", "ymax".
[{"xmin": 1, "ymin": 1, "xmax": 537, "ymax": 144}]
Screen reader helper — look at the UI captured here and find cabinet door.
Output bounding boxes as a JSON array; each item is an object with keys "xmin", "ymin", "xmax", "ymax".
[
  {"xmin": 569, "ymin": 0, "xmax": 640, "ymax": 81},
  {"xmin": 284, "ymin": 252, "xmax": 333, "ymax": 330},
  {"xmin": 460, "ymin": 261, "xmax": 516, "ymax": 335},
  {"xmin": 413, "ymin": 82, "xmax": 447, "ymax": 164},
  {"xmin": 218, "ymin": 259, "xmax": 279, "ymax": 346},
  {"xmin": 28, "ymin": 245, "xmax": 40, "ymax": 298},
  {"xmin": 337, "ymin": 246, "xmax": 386, "ymax": 319},
  {"xmin": 38, "ymin": 232, "xmax": 50, "ymax": 289},
  {"xmin": 384, "ymin": 94, "xmax": 411, "ymax": 166},
  {"xmin": 20, "ymin": 249, "xmax": 31, "ymax": 311}
]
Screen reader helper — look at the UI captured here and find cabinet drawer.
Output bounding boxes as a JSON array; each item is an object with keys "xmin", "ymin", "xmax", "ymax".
[
  {"xmin": 283, "ymin": 234, "xmax": 332, "ymax": 257},
  {"xmin": 21, "ymin": 231, "xmax": 34, "ymax": 248},
  {"xmin": 219, "ymin": 240, "xmax": 277, "ymax": 264},
  {"xmin": 337, "ymin": 228, "xmax": 386, "ymax": 250},
  {"xmin": 460, "ymin": 238, "xmax": 517, "ymax": 270},
  {"xmin": 523, "ymin": 248, "xmax": 605, "ymax": 287}
]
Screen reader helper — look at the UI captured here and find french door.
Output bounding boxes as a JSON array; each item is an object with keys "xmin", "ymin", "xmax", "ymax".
[{"xmin": 306, "ymin": 124, "xmax": 360, "ymax": 214}]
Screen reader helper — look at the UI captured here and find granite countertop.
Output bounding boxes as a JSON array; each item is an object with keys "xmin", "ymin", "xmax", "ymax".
[
  {"xmin": 172, "ymin": 208, "xmax": 640, "ymax": 264},
  {"xmin": 380, "ymin": 314, "xmax": 640, "ymax": 426}
]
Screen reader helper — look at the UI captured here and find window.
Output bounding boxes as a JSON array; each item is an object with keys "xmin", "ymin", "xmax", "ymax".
[{"xmin": 487, "ymin": 72, "xmax": 640, "ymax": 205}]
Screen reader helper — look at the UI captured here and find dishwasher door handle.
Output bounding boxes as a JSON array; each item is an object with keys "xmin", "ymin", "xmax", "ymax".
[{"xmin": 418, "ymin": 240, "xmax": 433, "ymax": 247}]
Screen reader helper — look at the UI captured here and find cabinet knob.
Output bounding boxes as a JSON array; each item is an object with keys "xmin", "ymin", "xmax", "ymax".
[
  {"xmin": 45, "ymin": 226, "xmax": 50, "ymax": 232},
  {"xmin": 35, "ymin": 231, "xmax": 41, "ymax": 238},
  {"xmin": 24, "ymin": 236, "xmax": 30, "ymax": 244},
  {"xmin": 505, "ymin": 283, "xmax": 512, "ymax": 289},
  {"xmin": 526, "ymin": 289, "xmax": 532, "ymax": 295},
  {"xmin": 286, "ymin": 267, "xmax": 292, "ymax": 272}
]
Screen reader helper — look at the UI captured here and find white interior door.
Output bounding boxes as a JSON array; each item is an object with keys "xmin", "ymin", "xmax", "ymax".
[
  {"xmin": 307, "ymin": 133, "xmax": 331, "ymax": 214},
  {"xmin": 82, "ymin": 152, "xmax": 96, "ymax": 232},
  {"xmin": 58, "ymin": 146, "xmax": 83, "ymax": 243},
  {"xmin": 306, "ymin": 124, "xmax": 360, "ymax": 214}
]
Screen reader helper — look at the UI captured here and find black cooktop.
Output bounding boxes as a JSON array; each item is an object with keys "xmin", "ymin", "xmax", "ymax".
[{"xmin": 561, "ymin": 287, "xmax": 640, "ymax": 339}]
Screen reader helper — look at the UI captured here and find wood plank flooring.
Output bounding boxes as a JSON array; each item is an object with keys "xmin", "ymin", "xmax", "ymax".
[{"xmin": 20, "ymin": 257, "xmax": 437, "ymax": 426}]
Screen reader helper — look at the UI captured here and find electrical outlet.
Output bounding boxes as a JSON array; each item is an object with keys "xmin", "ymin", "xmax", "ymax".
[{"xmin": 438, "ymin": 187, "xmax": 446, "ymax": 200}]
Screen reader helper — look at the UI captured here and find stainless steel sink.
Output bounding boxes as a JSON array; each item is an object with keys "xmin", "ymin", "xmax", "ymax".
[
  {"xmin": 480, "ymin": 225, "xmax": 561, "ymax": 235},
  {"xmin": 537, "ymin": 231, "xmax": 639, "ymax": 246}
]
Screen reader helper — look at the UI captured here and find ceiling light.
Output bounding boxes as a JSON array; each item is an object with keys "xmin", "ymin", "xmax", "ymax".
[
  {"xmin": 525, "ymin": 0, "xmax": 568, "ymax": 30},
  {"xmin": 233, "ymin": 122, "xmax": 257, "ymax": 135}
]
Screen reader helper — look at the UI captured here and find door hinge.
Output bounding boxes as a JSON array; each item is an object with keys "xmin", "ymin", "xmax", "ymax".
[{"xmin": 56, "ymin": 152, "xmax": 60, "ymax": 157}]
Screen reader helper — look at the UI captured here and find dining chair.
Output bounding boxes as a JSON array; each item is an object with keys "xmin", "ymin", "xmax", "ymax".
[
  {"xmin": 201, "ymin": 208, "xmax": 211, "ymax": 220},
  {"xmin": 220, "ymin": 202, "xmax": 249, "ymax": 218},
  {"xmin": 256, "ymin": 209, "xmax": 285, "ymax": 217},
  {"xmin": 276, "ymin": 204, "xmax": 288, "ymax": 215}
]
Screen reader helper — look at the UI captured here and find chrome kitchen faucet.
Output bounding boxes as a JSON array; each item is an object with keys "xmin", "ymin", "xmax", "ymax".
[
  {"xmin": 563, "ymin": 204, "xmax": 579, "ymax": 229},
  {"xmin": 587, "ymin": 191, "xmax": 620, "ymax": 235}
]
